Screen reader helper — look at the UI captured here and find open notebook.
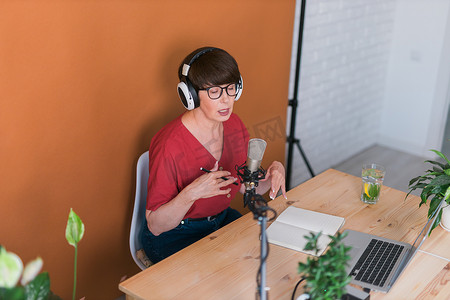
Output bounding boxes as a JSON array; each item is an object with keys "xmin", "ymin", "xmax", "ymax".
[{"xmin": 266, "ymin": 206, "xmax": 345, "ymax": 256}]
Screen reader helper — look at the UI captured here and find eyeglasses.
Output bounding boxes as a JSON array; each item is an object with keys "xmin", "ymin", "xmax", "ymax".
[{"xmin": 200, "ymin": 83, "xmax": 239, "ymax": 100}]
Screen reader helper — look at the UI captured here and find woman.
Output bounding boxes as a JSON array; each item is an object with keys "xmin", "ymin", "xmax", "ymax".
[{"xmin": 141, "ymin": 47, "xmax": 287, "ymax": 263}]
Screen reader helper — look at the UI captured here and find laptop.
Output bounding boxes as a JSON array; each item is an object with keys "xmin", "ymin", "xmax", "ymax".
[{"xmin": 342, "ymin": 198, "xmax": 445, "ymax": 293}]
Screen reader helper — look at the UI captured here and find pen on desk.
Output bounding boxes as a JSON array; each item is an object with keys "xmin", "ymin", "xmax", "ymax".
[{"xmin": 200, "ymin": 167, "xmax": 239, "ymax": 185}]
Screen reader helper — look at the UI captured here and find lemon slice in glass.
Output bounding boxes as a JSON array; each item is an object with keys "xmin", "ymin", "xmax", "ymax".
[{"xmin": 364, "ymin": 183, "xmax": 371, "ymax": 197}]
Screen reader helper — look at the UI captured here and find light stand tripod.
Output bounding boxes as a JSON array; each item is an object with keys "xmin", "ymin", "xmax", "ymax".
[{"xmin": 286, "ymin": 0, "xmax": 315, "ymax": 190}]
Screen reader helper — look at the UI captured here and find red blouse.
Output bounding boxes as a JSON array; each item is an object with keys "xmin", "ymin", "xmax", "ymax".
[{"xmin": 146, "ymin": 113, "xmax": 249, "ymax": 219}]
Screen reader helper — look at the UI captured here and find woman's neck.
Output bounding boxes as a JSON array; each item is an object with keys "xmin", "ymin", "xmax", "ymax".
[
  {"xmin": 182, "ymin": 110, "xmax": 222, "ymax": 136},
  {"xmin": 182, "ymin": 111, "xmax": 224, "ymax": 161}
]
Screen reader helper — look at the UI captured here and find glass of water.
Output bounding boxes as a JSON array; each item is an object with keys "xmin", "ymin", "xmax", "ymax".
[{"xmin": 361, "ymin": 164, "xmax": 385, "ymax": 204}]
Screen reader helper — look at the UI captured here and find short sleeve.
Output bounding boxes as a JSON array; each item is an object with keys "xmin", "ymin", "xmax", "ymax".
[{"xmin": 146, "ymin": 139, "xmax": 180, "ymax": 211}]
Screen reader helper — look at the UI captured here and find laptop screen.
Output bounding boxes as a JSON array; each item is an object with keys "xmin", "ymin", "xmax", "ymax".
[
  {"xmin": 392, "ymin": 198, "xmax": 445, "ymax": 281},
  {"xmin": 409, "ymin": 198, "xmax": 445, "ymax": 256}
]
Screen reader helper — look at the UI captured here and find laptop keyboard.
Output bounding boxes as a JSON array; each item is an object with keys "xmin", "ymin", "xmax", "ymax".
[{"xmin": 350, "ymin": 239, "xmax": 404, "ymax": 287}]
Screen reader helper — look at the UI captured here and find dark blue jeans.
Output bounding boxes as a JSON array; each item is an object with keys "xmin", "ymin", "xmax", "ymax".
[{"xmin": 141, "ymin": 207, "xmax": 241, "ymax": 263}]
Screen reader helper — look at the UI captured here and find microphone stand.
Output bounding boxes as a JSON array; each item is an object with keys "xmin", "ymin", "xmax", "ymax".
[
  {"xmin": 237, "ymin": 164, "xmax": 277, "ymax": 300},
  {"xmin": 245, "ymin": 190, "xmax": 270, "ymax": 300}
]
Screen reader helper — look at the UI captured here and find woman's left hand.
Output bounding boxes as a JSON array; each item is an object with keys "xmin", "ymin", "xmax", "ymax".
[{"xmin": 261, "ymin": 161, "xmax": 287, "ymax": 200}]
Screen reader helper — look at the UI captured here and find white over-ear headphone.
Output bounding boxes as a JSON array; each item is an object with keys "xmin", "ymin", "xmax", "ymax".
[{"xmin": 177, "ymin": 47, "xmax": 243, "ymax": 110}]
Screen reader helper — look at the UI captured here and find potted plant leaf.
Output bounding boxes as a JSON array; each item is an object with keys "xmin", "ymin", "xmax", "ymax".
[
  {"xmin": 296, "ymin": 231, "xmax": 352, "ymax": 300},
  {"xmin": 66, "ymin": 208, "xmax": 85, "ymax": 300},
  {"xmin": 406, "ymin": 149, "xmax": 450, "ymax": 233}
]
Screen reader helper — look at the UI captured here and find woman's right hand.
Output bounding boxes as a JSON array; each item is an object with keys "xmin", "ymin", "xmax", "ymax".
[
  {"xmin": 147, "ymin": 162, "xmax": 238, "ymax": 236},
  {"xmin": 183, "ymin": 161, "xmax": 237, "ymax": 202}
]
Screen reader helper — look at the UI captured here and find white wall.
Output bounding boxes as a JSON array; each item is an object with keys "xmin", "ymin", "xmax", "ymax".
[
  {"xmin": 379, "ymin": 0, "xmax": 450, "ymax": 157},
  {"xmin": 288, "ymin": 0, "xmax": 450, "ymax": 188},
  {"xmin": 288, "ymin": 0, "xmax": 396, "ymax": 187}
]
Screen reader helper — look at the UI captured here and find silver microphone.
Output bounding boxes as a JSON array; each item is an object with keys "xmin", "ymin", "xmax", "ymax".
[
  {"xmin": 246, "ymin": 138, "xmax": 267, "ymax": 173},
  {"xmin": 235, "ymin": 138, "xmax": 267, "ymax": 195}
]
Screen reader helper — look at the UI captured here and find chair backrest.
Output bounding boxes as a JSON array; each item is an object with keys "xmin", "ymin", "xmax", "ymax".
[{"xmin": 129, "ymin": 151, "xmax": 150, "ymax": 270}]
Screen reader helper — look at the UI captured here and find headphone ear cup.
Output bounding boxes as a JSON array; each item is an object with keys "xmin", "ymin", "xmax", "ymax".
[
  {"xmin": 234, "ymin": 75, "xmax": 243, "ymax": 101},
  {"xmin": 177, "ymin": 81, "xmax": 195, "ymax": 110},
  {"xmin": 185, "ymin": 77, "xmax": 200, "ymax": 109}
]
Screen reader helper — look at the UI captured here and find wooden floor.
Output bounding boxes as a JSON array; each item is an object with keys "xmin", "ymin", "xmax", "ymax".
[{"xmin": 333, "ymin": 144, "xmax": 430, "ymax": 196}]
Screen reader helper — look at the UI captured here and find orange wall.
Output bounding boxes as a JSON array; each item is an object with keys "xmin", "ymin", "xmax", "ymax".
[{"xmin": 0, "ymin": 1, "xmax": 294, "ymax": 298}]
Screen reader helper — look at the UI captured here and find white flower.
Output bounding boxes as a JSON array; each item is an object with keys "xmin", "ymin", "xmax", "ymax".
[
  {"xmin": 0, "ymin": 247, "xmax": 24, "ymax": 288},
  {"xmin": 21, "ymin": 256, "xmax": 43, "ymax": 286}
]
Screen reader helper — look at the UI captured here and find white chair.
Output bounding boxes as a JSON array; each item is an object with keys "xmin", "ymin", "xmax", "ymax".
[{"xmin": 129, "ymin": 151, "xmax": 153, "ymax": 270}]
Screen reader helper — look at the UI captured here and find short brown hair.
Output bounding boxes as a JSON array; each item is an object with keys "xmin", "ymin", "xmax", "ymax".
[{"xmin": 178, "ymin": 47, "xmax": 241, "ymax": 91}]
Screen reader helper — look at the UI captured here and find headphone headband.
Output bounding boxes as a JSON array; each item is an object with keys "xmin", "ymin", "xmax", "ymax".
[
  {"xmin": 177, "ymin": 47, "xmax": 243, "ymax": 110},
  {"xmin": 182, "ymin": 47, "xmax": 218, "ymax": 77}
]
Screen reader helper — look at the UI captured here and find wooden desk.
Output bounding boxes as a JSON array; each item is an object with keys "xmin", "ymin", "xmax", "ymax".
[{"xmin": 119, "ymin": 169, "xmax": 450, "ymax": 300}]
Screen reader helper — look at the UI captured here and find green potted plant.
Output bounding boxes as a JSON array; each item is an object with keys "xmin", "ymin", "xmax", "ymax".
[
  {"xmin": 0, "ymin": 247, "xmax": 61, "ymax": 299},
  {"xmin": 406, "ymin": 149, "xmax": 450, "ymax": 233},
  {"xmin": 0, "ymin": 208, "xmax": 85, "ymax": 300},
  {"xmin": 296, "ymin": 231, "xmax": 352, "ymax": 300}
]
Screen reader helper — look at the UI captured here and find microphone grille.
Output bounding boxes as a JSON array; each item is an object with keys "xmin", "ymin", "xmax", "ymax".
[
  {"xmin": 247, "ymin": 139, "xmax": 267, "ymax": 172},
  {"xmin": 248, "ymin": 138, "xmax": 267, "ymax": 162}
]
